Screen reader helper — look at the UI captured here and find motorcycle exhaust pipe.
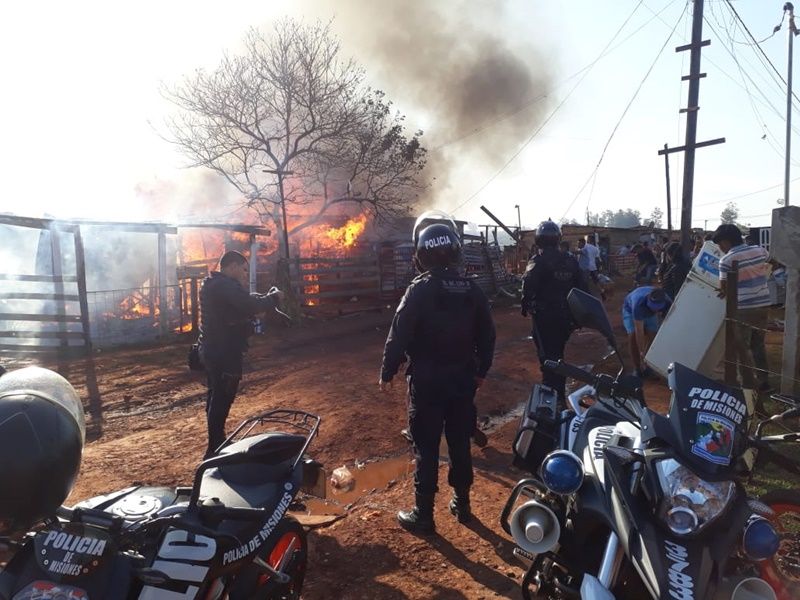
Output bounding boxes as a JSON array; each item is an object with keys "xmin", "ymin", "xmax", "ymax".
[
  {"xmin": 715, "ymin": 576, "xmax": 777, "ymax": 600},
  {"xmin": 508, "ymin": 499, "xmax": 561, "ymax": 555}
]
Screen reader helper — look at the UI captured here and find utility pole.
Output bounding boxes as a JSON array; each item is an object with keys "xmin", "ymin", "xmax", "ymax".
[
  {"xmin": 662, "ymin": 143, "xmax": 673, "ymax": 233},
  {"xmin": 785, "ymin": 3, "xmax": 798, "ymax": 206},
  {"xmin": 515, "ymin": 204, "xmax": 522, "ymax": 231},
  {"xmin": 660, "ymin": 0, "xmax": 725, "ymax": 254}
]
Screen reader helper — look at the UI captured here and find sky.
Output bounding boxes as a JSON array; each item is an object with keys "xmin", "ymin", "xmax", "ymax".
[{"xmin": 0, "ymin": 0, "xmax": 796, "ymax": 232}]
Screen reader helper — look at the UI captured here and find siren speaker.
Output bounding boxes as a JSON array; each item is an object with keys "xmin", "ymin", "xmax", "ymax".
[
  {"xmin": 509, "ymin": 499, "xmax": 560, "ymax": 555},
  {"xmin": 729, "ymin": 578, "xmax": 777, "ymax": 600}
]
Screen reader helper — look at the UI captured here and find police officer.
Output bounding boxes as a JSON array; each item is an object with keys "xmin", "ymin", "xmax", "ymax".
[
  {"xmin": 199, "ymin": 251, "xmax": 283, "ymax": 459},
  {"xmin": 522, "ymin": 221, "xmax": 588, "ymax": 403},
  {"xmin": 379, "ymin": 223, "xmax": 496, "ymax": 534}
]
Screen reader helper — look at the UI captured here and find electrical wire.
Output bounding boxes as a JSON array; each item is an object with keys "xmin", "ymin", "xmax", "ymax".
[
  {"xmin": 559, "ymin": 2, "xmax": 688, "ymax": 221},
  {"xmin": 722, "ymin": 0, "xmax": 800, "ymax": 106},
  {"xmin": 645, "ymin": 1, "xmax": 800, "ymax": 129},
  {"xmin": 704, "ymin": 14, "xmax": 800, "ymax": 164},
  {"xmin": 694, "ymin": 176, "xmax": 800, "ymax": 208},
  {"xmin": 449, "ymin": 0, "xmax": 656, "ymax": 213}
]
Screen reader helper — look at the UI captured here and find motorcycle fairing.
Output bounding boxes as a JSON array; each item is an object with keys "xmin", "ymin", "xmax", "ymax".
[
  {"xmin": 0, "ymin": 530, "xmax": 134, "ymax": 600},
  {"xmin": 602, "ymin": 447, "xmax": 752, "ymax": 600},
  {"xmin": 647, "ymin": 363, "xmax": 749, "ymax": 481}
]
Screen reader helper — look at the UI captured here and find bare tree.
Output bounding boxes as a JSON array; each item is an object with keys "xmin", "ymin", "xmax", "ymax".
[{"xmin": 164, "ymin": 19, "xmax": 426, "ymax": 251}]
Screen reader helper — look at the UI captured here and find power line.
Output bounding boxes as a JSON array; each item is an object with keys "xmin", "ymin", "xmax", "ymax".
[
  {"xmin": 645, "ymin": 1, "xmax": 800, "ymax": 127},
  {"xmin": 449, "ymin": 0, "xmax": 656, "ymax": 213},
  {"xmin": 560, "ymin": 2, "xmax": 688, "ymax": 221},
  {"xmin": 704, "ymin": 13, "xmax": 800, "ymax": 163},
  {"xmin": 722, "ymin": 0, "xmax": 800, "ymax": 106},
  {"xmin": 694, "ymin": 175, "xmax": 800, "ymax": 208}
]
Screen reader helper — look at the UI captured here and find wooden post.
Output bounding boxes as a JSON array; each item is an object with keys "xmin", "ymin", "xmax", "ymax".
[
  {"xmin": 249, "ymin": 234, "xmax": 258, "ymax": 293},
  {"xmin": 72, "ymin": 225, "xmax": 92, "ymax": 353},
  {"xmin": 49, "ymin": 224, "xmax": 68, "ymax": 348},
  {"xmin": 724, "ymin": 262, "xmax": 739, "ymax": 386},
  {"xmin": 157, "ymin": 230, "xmax": 168, "ymax": 336},
  {"xmin": 190, "ymin": 277, "xmax": 199, "ymax": 333}
]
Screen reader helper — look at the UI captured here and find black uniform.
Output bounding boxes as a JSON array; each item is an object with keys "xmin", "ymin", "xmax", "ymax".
[
  {"xmin": 522, "ymin": 247, "xmax": 588, "ymax": 401},
  {"xmin": 381, "ymin": 267, "xmax": 496, "ymax": 497},
  {"xmin": 199, "ymin": 272, "xmax": 278, "ymax": 458}
]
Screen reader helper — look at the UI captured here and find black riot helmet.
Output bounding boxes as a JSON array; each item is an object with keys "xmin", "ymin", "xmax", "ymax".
[
  {"xmin": 535, "ymin": 220, "xmax": 562, "ymax": 248},
  {"xmin": 0, "ymin": 367, "xmax": 85, "ymax": 533},
  {"xmin": 415, "ymin": 223, "xmax": 462, "ymax": 272}
]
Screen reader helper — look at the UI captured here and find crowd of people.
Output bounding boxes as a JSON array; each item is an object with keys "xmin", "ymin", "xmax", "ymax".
[{"xmin": 614, "ymin": 227, "xmax": 775, "ymax": 389}]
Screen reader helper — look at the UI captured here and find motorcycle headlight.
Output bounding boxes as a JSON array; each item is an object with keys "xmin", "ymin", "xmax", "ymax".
[{"xmin": 655, "ymin": 459, "xmax": 735, "ymax": 536}]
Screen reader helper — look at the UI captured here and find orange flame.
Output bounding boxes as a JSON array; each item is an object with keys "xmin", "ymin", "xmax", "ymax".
[{"xmin": 324, "ymin": 214, "xmax": 368, "ymax": 249}]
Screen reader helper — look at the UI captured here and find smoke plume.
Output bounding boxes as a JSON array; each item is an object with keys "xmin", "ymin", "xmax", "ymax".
[{"xmin": 303, "ymin": 0, "xmax": 553, "ymax": 204}]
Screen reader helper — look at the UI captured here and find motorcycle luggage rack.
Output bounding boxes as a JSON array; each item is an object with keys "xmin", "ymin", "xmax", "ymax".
[{"xmin": 224, "ymin": 409, "xmax": 320, "ymax": 467}]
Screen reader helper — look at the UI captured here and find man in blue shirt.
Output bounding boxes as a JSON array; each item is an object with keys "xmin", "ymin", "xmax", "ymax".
[{"xmin": 622, "ymin": 286, "xmax": 671, "ymax": 377}]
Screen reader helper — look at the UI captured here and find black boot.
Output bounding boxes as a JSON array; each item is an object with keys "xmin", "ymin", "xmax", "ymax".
[
  {"xmin": 449, "ymin": 488, "xmax": 471, "ymax": 524},
  {"xmin": 397, "ymin": 493, "xmax": 435, "ymax": 534}
]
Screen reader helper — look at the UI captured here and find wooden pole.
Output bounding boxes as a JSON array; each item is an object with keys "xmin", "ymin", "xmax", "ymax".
[
  {"xmin": 249, "ymin": 233, "xmax": 258, "ymax": 293},
  {"xmin": 190, "ymin": 277, "xmax": 199, "ymax": 333},
  {"xmin": 724, "ymin": 262, "xmax": 739, "ymax": 386},
  {"xmin": 663, "ymin": 143, "xmax": 673, "ymax": 233},
  {"xmin": 73, "ymin": 225, "xmax": 92, "ymax": 354},
  {"xmin": 49, "ymin": 225, "xmax": 68, "ymax": 348},
  {"xmin": 157, "ymin": 231, "xmax": 168, "ymax": 336}
]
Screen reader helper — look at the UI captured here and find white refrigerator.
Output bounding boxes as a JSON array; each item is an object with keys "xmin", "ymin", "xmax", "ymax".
[{"xmin": 644, "ymin": 242, "xmax": 726, "ymax": 379}]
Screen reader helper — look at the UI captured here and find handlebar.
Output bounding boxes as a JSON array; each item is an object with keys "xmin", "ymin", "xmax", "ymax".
[
  {"xmin": 543, "ymin": 360, "xmax": 643, "ymax": 401},
  {"xmin": 754, "ymin": 405, "xmax": 800, "ymax": 439},
  {"xmin": 544, "ymin": 360, "xmax": 595, "ymax": 386}
]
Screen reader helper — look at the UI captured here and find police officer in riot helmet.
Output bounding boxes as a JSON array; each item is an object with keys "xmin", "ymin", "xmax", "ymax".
[
  {"xmin": 380, "ymin": 222, "xmax": 496, "ymax": 535},
  {"xmin": 522, "ymin": 220, "xmax": 588, "ymax": 403}
]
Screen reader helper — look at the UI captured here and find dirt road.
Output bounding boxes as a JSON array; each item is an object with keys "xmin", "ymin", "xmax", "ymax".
[{"xmin": 7, "ymin": 295, "xmax": 675, "ymax": 598}]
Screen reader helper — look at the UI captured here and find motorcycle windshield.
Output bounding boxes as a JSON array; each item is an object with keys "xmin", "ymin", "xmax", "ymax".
[{"xmin": 663, "ymin": 363, "xmax": 749, "ymax": 479}]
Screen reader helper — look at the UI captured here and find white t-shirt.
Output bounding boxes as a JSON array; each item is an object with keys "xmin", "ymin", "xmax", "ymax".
[{"xmin": 579, "ymin": 243, "xmax": 600, "ymax": 271}]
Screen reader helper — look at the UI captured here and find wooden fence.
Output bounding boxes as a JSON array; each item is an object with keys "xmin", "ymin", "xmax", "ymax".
[
  {"xmin": 0, "ymin": 225, "xmax": 91, "ymax": 356},
  {"xmin": 289, "ymin": 242, "xmax": 516, "ymax": 308},
  {"xmin": 290, "ymin": 256, "xmax": 382, "ymax": 305}
]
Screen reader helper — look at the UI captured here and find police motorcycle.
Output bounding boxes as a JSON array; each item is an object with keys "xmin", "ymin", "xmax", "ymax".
[
  {"xmin": 501, "ymin": 289, "xmax": 792, "ymax": 600},
  {"xmin": 0, "ymin": 367, "xmax": 325, "ymax": 600}
]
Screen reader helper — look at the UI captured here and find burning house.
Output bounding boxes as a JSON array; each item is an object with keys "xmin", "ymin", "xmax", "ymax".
[{"xmin": 0, "ymin": 207, "xmax": 513, "ymax": 358}]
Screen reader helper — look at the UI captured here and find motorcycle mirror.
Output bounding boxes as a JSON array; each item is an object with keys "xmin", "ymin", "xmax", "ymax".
[{"xmin": 567, "ymin": 289, "xmax": 617, "ymax": 351}]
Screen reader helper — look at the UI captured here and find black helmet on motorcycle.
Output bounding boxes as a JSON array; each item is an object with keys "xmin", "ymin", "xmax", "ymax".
[
  {"xmin": 0, "ymin": 367, "xmax": 85, "ymax": 533},
  {"xmin": 415, "ymin": 223, "xmax": 462, "ymax": 271},
  {"xmin": 535, "ymin": 220, "xmax": 561, "ymax": 248}
]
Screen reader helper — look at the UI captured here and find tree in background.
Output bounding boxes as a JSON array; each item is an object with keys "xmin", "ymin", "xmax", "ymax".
[
  {"xmin": 587, "ymin": 208, "xmax": 642, "ymax": 228},
  {"xmin": 649, "ymin": 207, "xmax": 663, "ymax": 229},
  {"xmin": 720, "ymin": 202, "xmax": 739, "ymax": 225},
  {"xmin": 165, "ymin": 19, "xmax": 427, "ymax": 246}
]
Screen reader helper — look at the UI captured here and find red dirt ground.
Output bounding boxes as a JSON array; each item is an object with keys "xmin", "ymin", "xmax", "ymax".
[{"xmin": 3, "ymin": 291, "xmax": 697, "ymax": 598}]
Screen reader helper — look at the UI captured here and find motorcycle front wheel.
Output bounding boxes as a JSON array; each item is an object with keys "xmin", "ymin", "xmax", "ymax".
[
  {"xmin": 758, "ymin": 489, "xmax": 800, "ymax": 600},
  {"xmin": 229, "ymin": 517, "xmax": 308, "ymax": 600}
]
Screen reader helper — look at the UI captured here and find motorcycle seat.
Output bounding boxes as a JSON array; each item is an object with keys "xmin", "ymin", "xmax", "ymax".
[
  {"xmin": 216, "ymin": 432, "xmax": 306, "ymax": 485},
  {"xmin": 198, "ymin": 432, "xmax": 305, "ymax": 510}
]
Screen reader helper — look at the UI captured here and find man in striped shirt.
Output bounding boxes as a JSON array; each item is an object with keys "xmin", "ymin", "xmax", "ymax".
[{"xmin": 713, "ymin": 224, "xmax": 771, "ymax": 392}]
